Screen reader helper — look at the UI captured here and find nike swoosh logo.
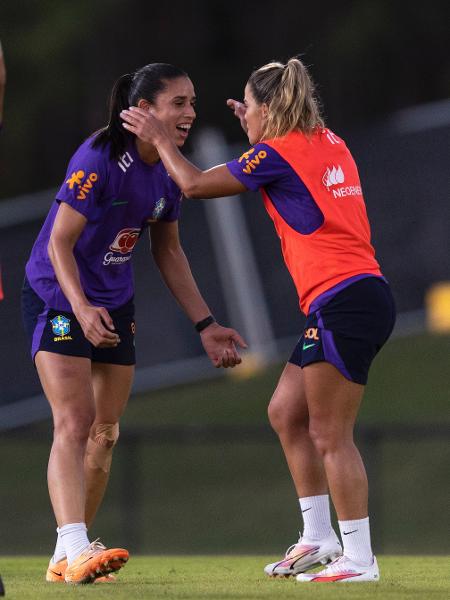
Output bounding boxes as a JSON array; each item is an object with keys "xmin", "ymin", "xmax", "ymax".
[
  {"xmin": 50, "ymin": 570, "xmax": 63, "ymax": 576},
  {"xmin": 343, "ymin": 529, "xmax": 358, "ymax": 535},
  {"xmin": 302, "ymin": 343, "xmax": 316, "ymax": 350},
  {"xmin": 302, "ymin": 507, "xmax": 312, "ymax": 513},
  {"xmin": 313, "ymin": 572, "xmax": 361, "ymax": 582},
  {"xmin": 79, "ymin": 556, "xmax": 94, "ymax": 566},
  {"xmin": 112, "ymin": 200, "xmax": 128, "ymax": 206}
]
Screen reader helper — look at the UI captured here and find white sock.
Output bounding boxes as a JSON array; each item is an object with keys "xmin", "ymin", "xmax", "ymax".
[
  {"xmin": 299, "ymin": 494, "xmax": 332, "ymax": 541},
  {"xmin": 51, "ymin": 527, "xmax": 66, "ymax": 563},
  {"xmin": 59, "ymin": 522, "xmax": 90, "ymax": 565},
  {"xmin": 338, "ymin": 516, "xmax": 373, "ymax": 565}
]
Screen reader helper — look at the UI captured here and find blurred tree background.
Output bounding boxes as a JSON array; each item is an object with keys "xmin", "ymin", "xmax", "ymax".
[{"xmin": 0, "ymin": 0, "xmax": 449, "ymax": 199}]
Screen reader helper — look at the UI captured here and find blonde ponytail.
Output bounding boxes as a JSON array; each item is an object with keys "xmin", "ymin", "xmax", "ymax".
[{"xmin": 248, "ymin": 57, "xmax": 324, "ymax": 140}]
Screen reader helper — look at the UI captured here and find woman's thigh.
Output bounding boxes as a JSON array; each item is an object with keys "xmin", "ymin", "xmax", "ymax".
[
  {"xmin": 91, "ymin": 363, "xmax": 134, "ymax": 422},
  {"xmin": 269, "ymin": 362, "xmax": 310, "ymax": 426},
  {"xmin": 303, "ymin": 361, "xmax": 365, "ymax": 442},
  {"xmin": 35, "ymin": 351, "xmax": 95, "ymax": 426}
]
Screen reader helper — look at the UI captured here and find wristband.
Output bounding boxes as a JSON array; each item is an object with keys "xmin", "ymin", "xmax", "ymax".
[{"xmin": 195, "ymin": 315, "xmax": 215, "ymax": 333}]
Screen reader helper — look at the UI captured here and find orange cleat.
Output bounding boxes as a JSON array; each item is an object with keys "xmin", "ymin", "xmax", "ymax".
[
  {"xmin": 63, "ymin": 539, "xmax": 129, "ymax": 584},
  {"xmin": 46, "ymin": 558, "xmax": 67, "ymax": 582},
  {"xmin": 46, "ymin": 557, "xmax": 117, "ymax": 583},
  {"xmin": 95, "ymin": 573, "xmax": 117, "ymax": 583}
]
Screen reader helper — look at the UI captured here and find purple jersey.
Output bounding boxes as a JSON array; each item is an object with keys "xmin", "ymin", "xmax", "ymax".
[{"xmin": 25, "ymin": 137, "xmax": 182, "ymax": 310}]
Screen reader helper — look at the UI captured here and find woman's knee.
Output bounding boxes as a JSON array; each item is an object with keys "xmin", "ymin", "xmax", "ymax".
[
  {"xmin": 53, "ymin": 412, "xmax": 94, "ymax": 445},
  {"xmin": 308, "ymin": 421, "xmax": 350, "ymax": 457},
  {"xmin": 268, "ymin": 394, "xmax": 308, "ymax": 436},
  {"xmin": 85, "ymin": 423, "xmax": 120, "ymax": 474}
]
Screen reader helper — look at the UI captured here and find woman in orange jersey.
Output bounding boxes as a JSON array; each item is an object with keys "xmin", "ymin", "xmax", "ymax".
[{"xmin": 120, "ymin": 57, "xmax": 396, "ymax": 583}]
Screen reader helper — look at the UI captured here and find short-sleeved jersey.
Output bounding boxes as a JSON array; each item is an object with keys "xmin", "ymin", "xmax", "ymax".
[
  {"xmin": 26, "ymin": 136, "xmax": 182, "ymax": 311},
  {"xmin": 227, "ymin": 129, "xmax": 382, "ymax": 314}
]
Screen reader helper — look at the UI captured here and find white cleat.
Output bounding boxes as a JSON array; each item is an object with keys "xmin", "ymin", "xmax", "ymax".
[
  {"xmin": 296, "ymin": 554, "xmax": 380, "ymax": 582},
  {"xmin": 264, "ymin": 530, "xmax": 342, "ymax": 577}
]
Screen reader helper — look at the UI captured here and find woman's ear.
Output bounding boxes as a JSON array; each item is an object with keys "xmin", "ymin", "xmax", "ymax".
[
  {"xmin": 137, "ymin": 98, "xmax": 151, "ymax": 111},
  {"xmin": 261, "ymin": 103, "xmax": 269, "ymax": 120}
]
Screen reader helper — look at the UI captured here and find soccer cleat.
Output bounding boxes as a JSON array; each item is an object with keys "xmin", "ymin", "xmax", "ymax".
[
  {"xmin": 46, "ymin": 558, "xmax": 67, "ymax": 582},
  {"xmin": 64, "ymin": 539, "xmax": 129, "ymax": 584},
  {"xmin": 46, "ymin": 557, "xmax": 116, "ymax": 583},
  {"xmin": 94, "ymin": 573, "xmax": 117, "ymax": 583},
  {"xmin": 264, "ymin": 530, "xmax": 342, "ymax": 577},
  {"xmin": 296, "ymin": 554, "xmax": 380, "ymax": 582}
]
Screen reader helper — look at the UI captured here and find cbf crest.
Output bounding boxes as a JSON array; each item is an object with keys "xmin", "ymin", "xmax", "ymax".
[
  {"xmin": 152, "ymin": 197, "xmax": 166, "ymax": 220},
  {"xmin": 51, "ymin": 315, "xmax": 71, "ymax": 337}
]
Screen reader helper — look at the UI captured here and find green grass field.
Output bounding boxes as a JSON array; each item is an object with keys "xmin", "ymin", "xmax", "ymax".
[{"xmin": 1, "ymin": 555, "xmax": 449, "ymax": 599}]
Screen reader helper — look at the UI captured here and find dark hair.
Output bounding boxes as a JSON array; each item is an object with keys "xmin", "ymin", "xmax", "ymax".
[{"xmin": 92, "ymin": 63, "xmax": 188, "ymax": 159}]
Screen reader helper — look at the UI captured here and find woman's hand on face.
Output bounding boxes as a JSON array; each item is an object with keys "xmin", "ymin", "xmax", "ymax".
[
  {"xmin": 200, "ymin": 322, "xmax": 248, "ymax": 368},
  {"xmin": 226, "ymin": 99, "xmax": 247, "ymax": 133},
  {"xmin": 73, "ymin": 304, "xmax": 120, "ymax": 348},
  {"xmin": 121, "ymin": 107, "xmax": 167, "ymax": 145}
]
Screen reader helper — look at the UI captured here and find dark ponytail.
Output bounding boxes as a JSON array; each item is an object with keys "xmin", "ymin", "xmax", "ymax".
[{"xmin": 92, "ymin": 63, "xmax": 188, "ymax": 159}]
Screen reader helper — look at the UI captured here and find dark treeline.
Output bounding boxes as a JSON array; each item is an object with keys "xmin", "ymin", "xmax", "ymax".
[{"xmin": 0, "ymin": 0, "xmax": 449, "ymax": 198}]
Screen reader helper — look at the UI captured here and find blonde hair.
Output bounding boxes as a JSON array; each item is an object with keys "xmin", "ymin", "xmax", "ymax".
[{"xmin": 248, "ymin": 57, "xmax": 324, "ymax": 140}]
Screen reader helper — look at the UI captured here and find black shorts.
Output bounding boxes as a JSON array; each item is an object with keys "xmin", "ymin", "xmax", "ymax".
[
  {"xmin": 289, "ymin": 277, "xmax": 396, "ymax": 385},
  {"xmin": 21, "ymin": 277, "xmax": 136, "ymax": 365}
]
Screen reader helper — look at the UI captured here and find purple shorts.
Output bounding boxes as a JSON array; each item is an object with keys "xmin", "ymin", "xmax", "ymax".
[
  {"xmin": 21, "ymin": 276, "xmax": 136, "ymax": 365},
  {"xmin": 289, "ymin": 277, "xmax": 396, "ymax": 384}
]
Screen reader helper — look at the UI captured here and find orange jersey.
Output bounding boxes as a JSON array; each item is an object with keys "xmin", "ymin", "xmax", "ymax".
[{"xmin": 227, "ymin": 129, "xmax": 382, "ymax": 313}]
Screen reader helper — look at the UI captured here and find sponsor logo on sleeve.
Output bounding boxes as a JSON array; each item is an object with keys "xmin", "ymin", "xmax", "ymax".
[
  {"xmin": 103, "ymin": 227, "xmax": 141, "ymax": 266},
  {"xmin": 50, "ymin": 315, "xmax": 73, "ymax": 341},
  {"xmin": 66, "ymin": 170, "xmax": 85, "ymax": 189},
  {"xmin": 322, "ymin": 165, "xmax": 361, "ymax": 198},
  {"xmin": 65, "ymin": 170, "xmax": 99, "ymax": 200},
  {"xmin": 238, "ymin": 147, "xmax": 268, "ymax": 174}
]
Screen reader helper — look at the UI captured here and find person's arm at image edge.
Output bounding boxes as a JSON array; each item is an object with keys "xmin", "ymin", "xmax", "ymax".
[{"xmin": 0, "ymin": 40, "xmax": 6, "ymax": 125}]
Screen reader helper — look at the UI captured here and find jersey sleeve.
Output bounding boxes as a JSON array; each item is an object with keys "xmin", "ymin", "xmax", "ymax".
[
  {"xmin": 161, "ymin": 181, "xmax": 183, "ymax": 222},
  {"xmin": 226, "ymin": 143, "xmax": 291, "ymax": 191},
  {"xmin": 55, "ymin": 140, "xmax": 108, "ymax": 220}
]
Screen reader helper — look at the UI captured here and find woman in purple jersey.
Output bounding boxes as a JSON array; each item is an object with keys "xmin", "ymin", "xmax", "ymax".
[{"xmin": 22, "ymin": 63, "xmax": 246, "ymax": 585}]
